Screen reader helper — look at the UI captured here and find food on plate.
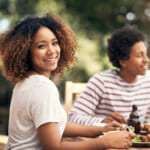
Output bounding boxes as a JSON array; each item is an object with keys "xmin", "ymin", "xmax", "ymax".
[
  {"xmin": 128, "ymin": 125, "xmax": 150, "ymax": 142},
  {"xmin": 143, "ymin": 124, "xmax": 150, "ymax": 133},
  {"xmin": 126, "ymin": 126, "xmax": 135, "ymax": 133},
  {"xmin": 132, "ymin": 134, "xmax": 150, "ymax": 142},
  {"xmin": 103, "ymin": 131, "xmax": 119, "ymax": 135},
  {"xmin": 132, "ymin": 135, "xmax": 142, "ymax": 142},
  {"xmin": 141, "ymin": 134, "xmax": 150, "ymax": 142}
]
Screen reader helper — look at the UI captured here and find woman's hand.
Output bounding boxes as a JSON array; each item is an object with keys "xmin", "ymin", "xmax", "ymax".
[
  {"xmin": 103, "ymin": 120, "xmax": 124, "ymax": 132},
  {"xmin": 100, "ymin": 131, "xmax": 136, "ymax": 149},
  {"xmin": 102, "ymin": 111, "xmax": 127, "ymax": 124}
]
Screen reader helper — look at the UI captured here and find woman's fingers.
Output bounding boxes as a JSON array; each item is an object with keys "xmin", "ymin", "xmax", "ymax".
[
  {"xmin": 110, "ymin": 112, "xmax": 127, "ymax": 124},
  {"xmin": 128, "ymin": 132, "xmax": 136, "ymax": 139}
]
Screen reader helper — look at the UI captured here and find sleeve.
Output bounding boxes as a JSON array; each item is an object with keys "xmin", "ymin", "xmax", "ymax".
[
  {"xmin": 28, "ymin": 81, "xmax": 61, "ymax": 129},
  {"xmin": 68, "ymin": 73, "xmax": 105, "ymax": 125}
]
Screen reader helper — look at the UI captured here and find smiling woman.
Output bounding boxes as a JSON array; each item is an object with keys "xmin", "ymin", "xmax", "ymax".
[
  {"xmin": 0, "ymin": 15, "xmax": 77, "ymax": 83},
  {"xmin": 0, "ymin": 15, "xmax": 135, "ymax": 150},
  {"xmin": 30, "ymin": 26, "xmax": 61, "ymax": 78}
]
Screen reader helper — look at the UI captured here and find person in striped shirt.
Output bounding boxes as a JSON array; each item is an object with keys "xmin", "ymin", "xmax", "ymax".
[{"xmin": 68, "ymin": 27, "xmax": 150, "ymax": 126}]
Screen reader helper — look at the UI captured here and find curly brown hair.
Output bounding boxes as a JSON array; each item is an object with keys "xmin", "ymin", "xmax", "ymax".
[
  {"xmin": 107, "ymin": 27, "xmax": 145, "ymax": 68},
  {"xmin": 0, "ymin": 15, "xmax": 78, "ymax": 83}
]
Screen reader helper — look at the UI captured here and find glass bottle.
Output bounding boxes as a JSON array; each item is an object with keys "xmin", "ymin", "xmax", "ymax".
[{"xmin": 127, "ymin": 105, "xmax": 141, "ymax": 134}]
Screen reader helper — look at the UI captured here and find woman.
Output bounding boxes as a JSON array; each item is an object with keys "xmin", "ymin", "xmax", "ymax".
[
  {"xmin": 0, "ymin": 15, "xmax": 135, "ymax": 150},
  {"xmin": 68, "ymin": 27, "xmax": 150, "ymax": 125}
]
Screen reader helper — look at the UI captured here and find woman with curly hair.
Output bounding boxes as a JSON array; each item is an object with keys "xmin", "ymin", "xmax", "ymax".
[
  {"xmin": 0, "ymin": 16, "xmax": 135, "ymax": 150},
  {"xmin": 0, "ymin": 16, "xmax": 134, "ymax": 150},
  {"xmin": 68, "ymin": 27, "xmax": 150, "ymax": 126}
]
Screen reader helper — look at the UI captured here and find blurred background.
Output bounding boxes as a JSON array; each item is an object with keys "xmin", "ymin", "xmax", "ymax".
[{"xmin": 0, "ymin": 0, "xmax": 150, "ymax": 135}]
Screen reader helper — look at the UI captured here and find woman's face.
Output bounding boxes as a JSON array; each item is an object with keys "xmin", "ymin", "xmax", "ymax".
[
  {"xmin": 30, "ymin": 26, "xmax": 61, "ymax": 77},
  {"xmin": 120, "ymin": 41, "xmax": 149, "ymax": 78}
]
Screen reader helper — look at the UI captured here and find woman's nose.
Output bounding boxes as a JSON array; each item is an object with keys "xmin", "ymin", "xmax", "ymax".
[
  {"xmin": 47, "ymin": 45, "xmax": 54, "ymax": 54},
  {"xmin": 144, "ymin": 55, "xmax": 149, "ymax": 62}
]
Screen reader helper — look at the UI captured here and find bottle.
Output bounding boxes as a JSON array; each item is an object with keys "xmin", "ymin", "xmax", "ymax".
[{"xmin": 127, "ymin": 105, "xmax": 141, "ymax": 134}]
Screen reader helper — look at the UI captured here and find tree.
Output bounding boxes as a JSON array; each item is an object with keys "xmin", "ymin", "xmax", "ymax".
[
  {"xmin": 57, "ymin": 0, "xmax": 150, "ymax": 34},
  {"xmin": 1, "ymin": 0, "xmax": 150, "ymax": 102}
]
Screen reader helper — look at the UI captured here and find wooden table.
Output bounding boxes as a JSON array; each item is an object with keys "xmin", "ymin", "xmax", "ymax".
[
  {"xmin": 109, "ymin": 148, "xmax": 149, "ymax": 150},
  {"xmin": 63, "ymin": 137, "xmax": 150, "ymax": 150},
  {"xmin": 0, "ymin": 135, "xmax": 8, "ymax": 150},
  {"xmin": 108, "ymin": 148, "xmax": 149, "ymax": 150}
]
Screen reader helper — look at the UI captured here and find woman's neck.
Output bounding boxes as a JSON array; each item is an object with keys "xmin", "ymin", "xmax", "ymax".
[
  {"xmin": 26, "ymin": 71, "xmax": 50, "ymax": 79},
  {"xmin": 119, "ymin": 69, "xmax": 137, "ymax": 83}
]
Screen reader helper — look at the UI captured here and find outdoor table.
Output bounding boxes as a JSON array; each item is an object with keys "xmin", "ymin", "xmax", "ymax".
[
  {"xmin": 63, "ymin": 137, "xmax": 150, "ymax": 150},
  {"xmin": 109, "ymin": 148, "xmax": 149, "ymax": 150},
  {"xmin": 0, "ymin": 135, "xmax": 8, "ymax": 150}
]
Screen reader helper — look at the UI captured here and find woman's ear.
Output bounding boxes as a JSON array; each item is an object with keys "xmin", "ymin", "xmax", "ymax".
[{"xmin": 119, "ymin": 60, "xmax": 127, "ymax": 68}]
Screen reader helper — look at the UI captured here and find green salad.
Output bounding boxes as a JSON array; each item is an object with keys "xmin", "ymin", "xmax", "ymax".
[
  {"xmin": 127, "ymin": 125, "xmax": 135, "ymax": 133},
  {"xmin": 127, "ymin": 126, "xmax": 142, "ymax": 142},
  {"xmin": 132, "ymin": 135, "xmax": 142, "ymax": 142}
]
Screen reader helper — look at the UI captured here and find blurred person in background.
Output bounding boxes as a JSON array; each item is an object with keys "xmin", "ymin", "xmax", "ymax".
[
  {"xmin": 68, "ymin": 27, "xmax": 150, "ymax": 126},
  {"xmin": 0, "ymin": 15, "xmax": 135, "ymax": 150}
]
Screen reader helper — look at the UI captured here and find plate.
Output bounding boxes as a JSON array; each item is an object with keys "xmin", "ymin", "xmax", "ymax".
[
  {"xmin": 92, "ymin": 122, "xmax": 107, "ymax": 127},
  {"xmin": 132, "ymin": 142, "xmax": 150, "ymax": 147},
  {"xmin": 92, "ymin": 122, "xmax": 126, "ymax": 128},
  {"xmin": 140, "ymin": 130, "xmax": 147, "ymax": 135},
  {"xmin": 103, "ymin": 130, "xmax": 119, "ymax": 135}
]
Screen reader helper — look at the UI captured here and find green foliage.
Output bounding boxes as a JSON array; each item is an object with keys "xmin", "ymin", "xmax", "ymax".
[
  {"xmin": 0, "ymin": 69, "xmax": 14, "ymax": 106},
  {"xmin": 0, "ymin": 0, "xmax": 9, "ymax": 15},
  {"xmin": 0, "ymin": 0, "xmax": 150, "ymax": 105},
  {"xmin": 58, "ymin": 0, "xmax": 137, "ymax": 34},
  {"xmin": 15, "ymin": 0, "xmax": 39, "ymax": 15}
]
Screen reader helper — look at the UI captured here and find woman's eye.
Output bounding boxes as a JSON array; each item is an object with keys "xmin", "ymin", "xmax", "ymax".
[
  {"xmin": 137, "ymin": 54, "xmax": 141, "ymax": 57},
  {"xmin": 38, "ymin": 44, "xmax": 46, "ymax": 48},
  {"xmin": 53, "ymin": 41, "xmax": 59, "ymax": 46},
  {"xmin": 136, "ymin": 52, "xmax": 143, "ymax": 57}
]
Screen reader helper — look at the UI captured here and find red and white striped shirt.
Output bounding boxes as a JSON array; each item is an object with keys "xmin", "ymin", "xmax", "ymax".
[{"xmin": 68, "ymin": 69, "xmax": 150, "ymax": 125}]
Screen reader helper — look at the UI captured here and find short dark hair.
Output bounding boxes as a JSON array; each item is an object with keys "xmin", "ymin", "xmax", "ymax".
[
  {"xmin": 0, "ymin": 15, "xmax": 77, "ymax": 82},
  {"xmin": 107, "ymin": 27, "xmax": 146, "ymax": 68}
]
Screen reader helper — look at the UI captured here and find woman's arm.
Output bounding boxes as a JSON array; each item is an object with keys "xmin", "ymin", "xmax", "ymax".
[
  {"xmin": 38, "ymin": 122, "xmax": 135, "ymax": 150},
  {"xmin": 38, "ymin": 122, "xmax": 103, "ymax": 150},
  {"xmin": 63, "ymin": 121, "xmax": 124, "ymax": 137}
]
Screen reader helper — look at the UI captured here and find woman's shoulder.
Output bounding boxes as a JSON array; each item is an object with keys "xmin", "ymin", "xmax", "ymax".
[
  {"xmin": 87, "ymin": 69, "xmax": 119, "ymax": 86},
  {"xmin": 16, "ymin": 75, "xmax": 57, "ymax": 92},
  {"xmin": 91, "ymin": 69, "xmax": 118, "ymax": 79},
  {"xmin": 27, "ymin": 75, "xmax": 55, "ymax": 86},
  {"xmin": 16, "ymin": 75, "xmax": 59, "ymax": 103}
]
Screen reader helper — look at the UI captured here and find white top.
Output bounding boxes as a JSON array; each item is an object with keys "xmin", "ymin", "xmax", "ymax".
[
  {"xmin": 5, "ymin": 75, "xmax": 67, "ymax": 150},
  {"xmin": 68, "ymin": 69, "xmax": 150, "ymax": 125}
]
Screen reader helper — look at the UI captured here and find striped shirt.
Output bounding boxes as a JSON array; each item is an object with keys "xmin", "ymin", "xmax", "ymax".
[{"xmin": 68, "ymin": 69, "xmax": 150, "ymax": 125}]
